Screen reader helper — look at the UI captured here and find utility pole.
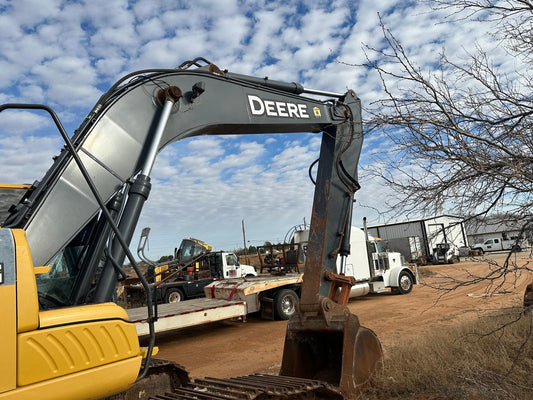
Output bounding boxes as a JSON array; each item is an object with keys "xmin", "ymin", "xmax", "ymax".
[{"xmin": 242, "ymin": 219, "xmax": 249, "ymax": 264}]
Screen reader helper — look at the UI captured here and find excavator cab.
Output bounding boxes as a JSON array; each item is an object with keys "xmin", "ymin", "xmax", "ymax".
[
  {"xmin": 175, "ymin": 238, "xmax": 212, "ymax": 263},
  {"xmin": 1, "ymin": 58, "xmax": 382, "ymax": 399}
]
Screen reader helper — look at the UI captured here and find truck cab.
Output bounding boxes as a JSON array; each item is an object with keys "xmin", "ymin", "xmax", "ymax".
[
  {"xmin": 202, "ymin": 251, "xmax": 257, "ymax": 279},
  {"xmin": 340, "ymin": 227, "xmax": 418, "ymax": 296},
  {"xmin": 153, "ymin": 251, "xmax": 257, "ymax": 304},
  {"xmin": 293, "ymin": 226, "xmax": 419, "ymax": 298}
]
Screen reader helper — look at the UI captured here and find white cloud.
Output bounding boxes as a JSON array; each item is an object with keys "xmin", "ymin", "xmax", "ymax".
[
  {"xmin": 0, "ymin": 134, "xmax": 61, "ymax": 183},
  {"xmin": 0, "ymin": 111, "xmax": 52, "ymax": 134},
  {"xmin": 5, "ymin": 0, "xmax": 62, "ymax": 29},
  {"xmin": 136, "ymin": 18, "xmax": 166, "ymax": 41}
]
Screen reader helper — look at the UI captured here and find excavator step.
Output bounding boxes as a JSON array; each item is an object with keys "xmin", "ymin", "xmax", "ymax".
[{"xmin": 148, "ymin": 374, "xmax": 343, "ymax": 399}]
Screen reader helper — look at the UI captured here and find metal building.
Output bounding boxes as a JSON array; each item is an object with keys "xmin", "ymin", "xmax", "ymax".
[
  {"xmin": 464, "ymin": 217, "xmax": 531, "ymax": 245},
  {"xmin": 366, "ymin": 215, "xmax": 468, "ymax": 263}
]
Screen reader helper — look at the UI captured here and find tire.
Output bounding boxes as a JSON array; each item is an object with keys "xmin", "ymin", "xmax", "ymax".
[
  {"xmin": 274, "ymin": 289, "xmax": 298, "ymax": 320},
  {"xmin": 512, "ymin": 245, "xmax": 521, "ymax": 253},
  {"xmin": 165, "ymin": 288, "xmax": 185, "ymax": 303},
  {"xmin": 397, "ymin": 271, "xmax": 413, "ymax": 295},
  {"xmin": 474, "ymin": 248, "xmax": 484, "ymax": 255}
]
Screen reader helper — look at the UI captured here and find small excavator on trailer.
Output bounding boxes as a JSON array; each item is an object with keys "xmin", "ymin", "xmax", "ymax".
[{"xmin": 0, "ymin": 58, "xmax": 382, "ymax": 399}]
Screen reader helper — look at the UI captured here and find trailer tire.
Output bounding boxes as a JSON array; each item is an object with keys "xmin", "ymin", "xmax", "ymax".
[
  {"xmin": 165, "ymin": 288, "xmax": 185, "ymax": 303},
  {"xmin": 274, "ymin": 289, "xmax": 298, "ymax": 320},
  {"xmin": 397, "ymin": 271, "xmax": 413, "ymax": 295}
]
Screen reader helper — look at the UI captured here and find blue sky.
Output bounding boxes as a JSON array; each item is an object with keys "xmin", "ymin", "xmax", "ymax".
[{"xmin": 0, "ymin": 0, "xmax": 505, "ymax": 258}]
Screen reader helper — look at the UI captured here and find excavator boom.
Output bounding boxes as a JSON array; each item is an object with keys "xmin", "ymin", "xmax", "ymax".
[{"xmin": 5, "ymin": 64, "xmax": 344, "ymax": 268}]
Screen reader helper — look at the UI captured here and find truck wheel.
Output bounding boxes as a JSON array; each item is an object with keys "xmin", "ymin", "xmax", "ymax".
[
  {"xmin": 165, "ymin": 288, "xmax": 184, "ymax": 303},
  {"xmin": 397, "ymin": 271, "xmax": 413, "ymax": 295},
  {"xmin": 512, "ymin": 245, "xmax": 521, "ymax": 252},
  {"xmin": 274, "ymin": 289, "xmax": 298, "ymax": 320}
]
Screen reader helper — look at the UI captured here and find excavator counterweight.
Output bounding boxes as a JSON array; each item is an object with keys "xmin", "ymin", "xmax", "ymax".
[{"xmin": 0, "ymin": 58, "xmax": 382, "ymax": 399}]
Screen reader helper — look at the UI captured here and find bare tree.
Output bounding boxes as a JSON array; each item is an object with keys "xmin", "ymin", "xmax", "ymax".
[{"xmin": 345, "ymin": 1, "xmax": 533, "ymax": 307}]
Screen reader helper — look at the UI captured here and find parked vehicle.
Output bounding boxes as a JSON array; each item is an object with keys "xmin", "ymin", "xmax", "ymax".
[
  {"xmin": 472, "ymin": 236, "xmax": 527, "ymax": 254},
  {"xmin": 334, "ymin": 226, "xmax": 419, "ymax": 297},
  {"xmin": 123, "ymin": 236, "xmax": 257, "ymax": 305},
  {"xmin": 125, "ymin": 250, "xmax": 257, "ymax": 305},
  {"xmin": 432, "ymin": 242, "xmax": 460, "ymax": 264}
]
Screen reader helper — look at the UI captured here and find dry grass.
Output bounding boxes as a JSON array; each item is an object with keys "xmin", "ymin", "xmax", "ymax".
[{"xmin": 365, "ymin": 308, "xmax": 533, "ymax": 400}]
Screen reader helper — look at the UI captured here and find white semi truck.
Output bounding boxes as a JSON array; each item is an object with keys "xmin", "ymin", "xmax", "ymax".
[
  {"xmin": 206, "ymin": 226, "xmax": 420, "ymax": 321},
  {"xmin": 295, "ymin": 226, "xmax": 420, "ymax": 297}
]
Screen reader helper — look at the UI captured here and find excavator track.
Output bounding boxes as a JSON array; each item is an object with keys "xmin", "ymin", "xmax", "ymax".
[
  {"xmin": 149, "ymin": 374, "xmax": 343, "ymax": 400},
  {"xmin": 107, "ymin": 359, "xmax": 190, "ymax": 400}
]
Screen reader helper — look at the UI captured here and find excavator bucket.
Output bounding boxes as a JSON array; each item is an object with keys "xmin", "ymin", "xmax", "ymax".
[{"xmin": 280, "ymin": 297, "xmax": 383, "ymax": 398}]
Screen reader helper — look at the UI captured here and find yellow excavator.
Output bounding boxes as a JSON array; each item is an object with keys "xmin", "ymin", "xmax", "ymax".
[{"xmin": 0, "ymin": 58, "xmax": 382, "ymax": 399}]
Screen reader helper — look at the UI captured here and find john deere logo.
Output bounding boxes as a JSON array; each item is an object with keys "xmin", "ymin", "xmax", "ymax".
[
  {"xmin": 313, "ymin": 107, "xmax": 321, "ymax": 117},
  {"xmin": 247, "ymin": 95, "xmax": 309, "ymax": 119}
]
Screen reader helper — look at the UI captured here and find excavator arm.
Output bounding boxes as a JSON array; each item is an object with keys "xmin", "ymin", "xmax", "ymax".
[{"xmin": 0, "ymin": 58, "xmax": 381, "ymax": 399}]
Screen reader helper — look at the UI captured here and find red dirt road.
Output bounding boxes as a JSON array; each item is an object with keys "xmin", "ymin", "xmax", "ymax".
[{"xmin": 151, "ymin": 252, "xmax": 532, "ymax": 379}]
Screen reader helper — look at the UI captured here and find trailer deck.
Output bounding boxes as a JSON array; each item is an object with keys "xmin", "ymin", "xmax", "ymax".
[{"xmin": 127, "ymin": 298, "xmax": 247, "ymax": 336}]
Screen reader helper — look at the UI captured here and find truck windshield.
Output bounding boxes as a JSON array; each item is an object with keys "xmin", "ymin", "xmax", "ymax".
[{"xmin": 370, "ymin": 240, "xmax": 384, "ymax": 253}]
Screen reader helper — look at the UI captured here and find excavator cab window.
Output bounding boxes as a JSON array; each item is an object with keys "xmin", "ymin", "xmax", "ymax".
[
  {"xmin": 35, "ymin": 220, "xmax": 96, "ymax": 309},
  {"xmin": 36, "ymin": 245, "xmax": 84, "ymax": 308},
  {"xmin": 176, "ymin": 239, "xmax": 207, "ymax": 263}
]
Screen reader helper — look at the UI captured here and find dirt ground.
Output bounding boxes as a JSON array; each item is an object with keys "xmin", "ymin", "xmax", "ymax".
[{"xmin": 151, "ymin": 252, "xmax": 532, "ymax": 380}]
